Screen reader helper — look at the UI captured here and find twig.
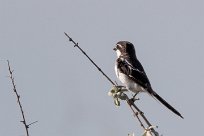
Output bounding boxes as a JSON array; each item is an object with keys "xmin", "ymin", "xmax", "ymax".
[
  {"xmin": 7, "ymin": 60, "xmax": 29, "ymax": 136},
  {"xmin": 131, "ymin": 101, "xmax": 152, "ymax": 127},
  {"xmin": 126, "ymin": 99, "xmax": 157, "ymax": 133},
  {"xmin": 126, "ymin": 99, "xmax": 145, "ymax": 129},
  {"xmin": 64, "ymin": 33, "xmax": 157, "ymax": 134},
  {"xmin": 64, "ymin": 32, "xmax": 115, "ymax": 85},
  {"xmin": 27, "ymin": 121, "xmax": 38, "ymax": 127}
]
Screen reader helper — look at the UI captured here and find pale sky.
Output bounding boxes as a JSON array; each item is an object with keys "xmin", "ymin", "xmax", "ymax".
[{"xmin": 0, "ymin": 0, "xmax": 204, "ymax": 136}]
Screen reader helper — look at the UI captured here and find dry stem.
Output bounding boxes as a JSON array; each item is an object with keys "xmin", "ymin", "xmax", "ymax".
[{"xmin": 7, "ymin": 60, "xmax": 29, "ymax": 136}]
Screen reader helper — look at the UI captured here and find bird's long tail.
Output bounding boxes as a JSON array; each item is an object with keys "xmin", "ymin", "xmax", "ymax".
[{"xmin": 149, "ymin": 89, "xmax": 183, "ymax": 119}]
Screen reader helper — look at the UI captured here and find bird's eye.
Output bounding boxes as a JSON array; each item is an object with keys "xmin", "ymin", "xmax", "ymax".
[{"xmin": 116, "ymin": 44, "xmax": 122, "ymax": 49}]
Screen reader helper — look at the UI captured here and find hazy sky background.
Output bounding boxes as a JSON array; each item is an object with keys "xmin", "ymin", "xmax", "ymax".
[{"xmin": 0, "ymin": 0, "xmax": 203, "ymax": 136}]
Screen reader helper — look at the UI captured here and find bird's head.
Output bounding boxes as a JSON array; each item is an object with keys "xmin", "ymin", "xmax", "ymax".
[{"xmin": 113, "ymin": 41, "xmax": 136, "ymax": 58}]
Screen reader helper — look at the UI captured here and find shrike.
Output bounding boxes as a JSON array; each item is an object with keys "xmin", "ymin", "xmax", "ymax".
[{"xmin": 114, "ymin": 41, "xmax": 183, "ymax": 118}]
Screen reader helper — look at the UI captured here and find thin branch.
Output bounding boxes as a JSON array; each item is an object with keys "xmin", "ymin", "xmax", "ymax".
[
  {"xmin": 126, "ymin": 99, "xmax": 145, "ymax": 129},
  {"xmin": 7, "ymin": 60, "xmax": 29, "ymax": 136},
  {"xmin": 64, "ymin": 33, "xmax": 157, "ymax": 134},
  {"xmin": 131, "ymin": 101, "xmax": 152, "ymax": 127},
  {"xmin": 126, "ymin": 98, "xmax": 157, "ymax": 133},
  {"xmin": 64, "ymin": 32, "xmax": 115, "ymax": 85}
]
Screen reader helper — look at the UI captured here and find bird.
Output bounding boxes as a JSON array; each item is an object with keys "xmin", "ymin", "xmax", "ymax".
[{"xmin": 113, "ymin": 41, "xmax": 183, "ymax": 118}]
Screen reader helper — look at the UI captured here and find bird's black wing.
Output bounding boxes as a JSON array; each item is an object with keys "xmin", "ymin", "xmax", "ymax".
[{"xmin": 117, "ymin": 57, "xmax": 151, "ymax": 89}]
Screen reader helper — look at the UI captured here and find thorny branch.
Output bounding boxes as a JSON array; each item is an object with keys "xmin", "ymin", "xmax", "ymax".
[
  {"xmin": 7, "ymin": 60, "xmax": 29, "ymax": 136},
  {"xmin": 64, "ymin": 32, "xmax": 157, "ymax": 134},
  {"xmin": 7, "ymin": 60, "xmax": 37, "ymax": 136}
]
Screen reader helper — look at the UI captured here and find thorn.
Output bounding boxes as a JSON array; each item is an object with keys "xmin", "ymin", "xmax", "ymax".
[
  {"xmin": 20, "ymin": 120, "xmax": 25, "ymax": 124},
  {"xmin": 28, "ymin": 121, "xmax": 38, "ymax": 127},
  {"xmin": 133, "ymin": 112, "xmax": 139, "ymax": 116},
  {"xmin": 74, "ymin": 43, "xmax": 78, "ymax": 47}
]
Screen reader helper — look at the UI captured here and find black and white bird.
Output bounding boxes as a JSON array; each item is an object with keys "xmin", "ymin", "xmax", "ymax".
[{"xmin": 114, "ymin": 41, "xmax": 183, "ymax": 118}]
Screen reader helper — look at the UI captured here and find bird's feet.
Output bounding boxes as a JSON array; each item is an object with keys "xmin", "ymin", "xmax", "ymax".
[
  {"xmin": 127, "ymin": 98, "xmax": 135, "ymax": 106},
  {"xmin": 128, "ymin": 92, "xmax": 140, "ymax": 105}
]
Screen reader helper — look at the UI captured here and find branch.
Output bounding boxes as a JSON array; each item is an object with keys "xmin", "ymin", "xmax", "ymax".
[
  {"xmin": 126, "ymin": 98, "xmax": 158, "ymax": 135},
  {"xmin": 64, "ymin": 32, "xmax": 115, "ymax": 85},
  {"xmin": 64, "ymin": 33, "xmax": 158, "ymax": 135},
  {"xmin": 7, "ymin": 60, "xmax": 29, "ymax": 136}
]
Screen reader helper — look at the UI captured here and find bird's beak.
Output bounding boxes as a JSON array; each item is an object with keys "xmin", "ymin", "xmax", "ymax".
[{"xmin": 113, "ymin": 47, "xmax": 117, "ymax": 51}]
